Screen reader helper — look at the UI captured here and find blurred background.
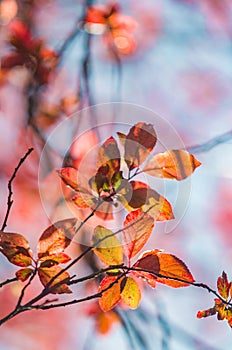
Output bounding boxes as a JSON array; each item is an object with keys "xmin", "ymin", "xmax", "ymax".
[{"xmin": 0, "ymin": 0, "xmax": 232, "ymax": 349}]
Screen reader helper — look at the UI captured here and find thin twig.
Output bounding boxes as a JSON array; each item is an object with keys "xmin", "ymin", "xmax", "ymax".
[{"xmin": 1, "ymin": 148, "xmax": 34, "ymax": 231}]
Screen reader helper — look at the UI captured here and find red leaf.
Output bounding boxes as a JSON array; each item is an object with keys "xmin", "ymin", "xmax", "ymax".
[
  {"xmin": 57, "ymin": 167, "xmax": 79, "ymax": 191},
  {"xmin": 143, "ymin": 150, "xmax": 201, "ymax": 180},
  {"xmin": 38, "ymin": 265, "xmax": 72, "ymax": 294},
  {"xmin": 122, "ymin": 209, "xmax": 154, "ymax": 260},
  {"xmin": 37, "ymin": 218, "xmax": 76, "ymax": 259},
  {"xmin": 0, "ymin": 232, "xmax": 33, "ymax": 267},
  {"xmin": 98, "ymin": 276, "xmax": 121, "ymax": 311},
  {"xmin": 124, "ymin": 122, "xmax": 157, "ymax": 170},
  {"xmin": 16, "ymin": 268, "xmax": 34, "ymax": 282},
  {"xmin": 133, "ymin": 250, "xmax": 194, "ymax": 288},
  {"xmin": 217, "ymin": 271, "xmax": 230, "ymax": 300}
]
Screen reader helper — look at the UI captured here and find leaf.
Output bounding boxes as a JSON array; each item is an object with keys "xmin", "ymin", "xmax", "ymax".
[
  {"xmin": 98, "ymin": 276, "xmax": 121, "ymax": 311},
  {"xmin": 124, "ymin": 122, "xmax": 157, "ymax": 170},
  {"xmin": 37, "ymin": 218, "xmax": 76, "ymax": 259},
  {"xmin": 117, "ymin": 132, "xmax": 127, "ymax": 147},
  {"xmin": 133, "ymin": 250, "xmax": 194, "ymax": 288},
  {"xmin": 217, "ymin": 271, "xmax": 230, "ymax": 300},
  {"xmin": 120, "ymin": 277, "xmax": 141, "ymax": 309},
  {"xmin": 16, "ymin": 268, "xmax": 34, "ymax": 282},
  {"xmin": 122, "ymin": 209, "xmax": 154, "ymax": 260},
  {"xmin": 96, "ymin": 311, "xmax": 120, "ymax": 334},
  {"xmin": 156, "ymin": 251, "xmax": 195, "ymax": 287},
  {"xmin": 38, "ymin": 265, "xmax": 72, "ymax": 294},
  {"xmin": 126, "ymin": 181, "xmax": 174, "ymax": 221},
  {"xmin": 72, "ymin": 192, "xmax": 96, "ymax": 208},
  {"xmin": 57, "ymin": 167, "xmax": 79, "ymax": 191},
  {"xmin": 97, "ymin": 136, "xmax": 121, "ymax": 178},
  {"xmin": 39, "ymin": 253, "xmax": 71, "ymax": 267},
  {"xmin": 0, "ymin": 232, "xmax": 33, "ymax": 267},
  {"xmin": 197, "ymin": 307, "xmax": 217, "ymax": 319},
  {"xmin": 143, "ymin": 150, "xmax": 201, "ymax": 180},
  {"xmin": 92, "ymin": 226, "xmax": 123, "ymax": 265}
]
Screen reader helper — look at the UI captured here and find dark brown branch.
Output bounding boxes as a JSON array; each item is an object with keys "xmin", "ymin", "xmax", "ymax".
[
  {"xmin": 1, "ymin": 148, "xmax": 34, "ymax": 231},
  {"xmin": 0, "ymin": 277, "xmax": 18, "ymax": 288}
]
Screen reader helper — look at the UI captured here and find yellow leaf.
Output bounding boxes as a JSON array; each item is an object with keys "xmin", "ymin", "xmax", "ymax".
[
  {"xmin": 120, "ymin": 277, "xmax": 141, "ymax": 309},
  {"xmin": 98, "ymin": 276, "xmax": 121, "ymax": 312},
  {"xmin": 93, "ymin": 226, "xmax": 123, "ymax": 266}
]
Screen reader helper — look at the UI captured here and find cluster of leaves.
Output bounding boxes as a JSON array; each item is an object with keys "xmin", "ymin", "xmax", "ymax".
[
  {"xmin": 58, "ymin": 122, "xmax": 200, "ymax": 311},
  {"xmin": 197, "ymin": 271, "xmax": 232, "ymax": 328},
  {"xmin": 0, "ymin": 218, "xmax": 76, "ymax": 293}
]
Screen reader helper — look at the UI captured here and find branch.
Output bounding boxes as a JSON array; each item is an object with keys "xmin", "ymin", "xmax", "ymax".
[
  {"xmin": 0, "ymin": 277, "xmax": 17, "ymax": 288},
  {"xmin": 1, "ymin": 148, "xmax": 34, "ymax": 231},
  {"xmin": 187, "ymin": 130, "xmax": 232, "ymax": 154}
]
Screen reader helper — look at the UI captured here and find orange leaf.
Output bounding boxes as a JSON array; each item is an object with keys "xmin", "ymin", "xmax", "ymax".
[
  {"xmin": 98, "ymin": 276, "xmax": 121, "ymax": 311},
  {"xmin": 38, "ymin": 265, "xmax": 72, "ymax": 294},
  {"xmin": 39, "ymin": 252, "xmax": 71, "ymax": 266},
  {"xmin": 120, "ymin": 277, "xmax": 141, "ymax": 309},
  {"xmin": 124, "ymin": 122, "xmax": 157, "ymax": 170},
  {"xmin": 133, "ymin": 250, "xmax": 194, "ymax": 288},
  {"xmin": 156, "ymin": 251, "xmax": 195, "ymax": 287},
  {"xmin": 16, "ymin": 268, "xmax": 33, "ymax": 282},
  {"xmin": 92, "ymin": 226, "xmax": 123, "ymax": 266},
  {"xmin": 96, "ymin": 311, "xmax": 120, "ymax": 334},
  {"xmin": 217, "ymin": 271, "xmax": 230, "ymax": 300},
  {"xmin": 127, "ymin": 181, "xmax": 174, "ymax": 221},
  {"xmin": 0, "ymin": 232, "xmax": 33, "ymax": 267},
  {"xmin": 37, "ymin": 218, "xmax": 76, "ymax": 259},
  {"xmin": 122, "ymin": 209, "xmax": 154, "ymax": 260},
  {"xmin": 97, "ymin": 136, "xmax": 121, "ymax": 177},
  {"xmin": 143, "ymin": 150, "xmax": 201, "ymax": 180},
  {"xmin": 117, "ymin": 132, "xmax": 127, "ymax": 147},
  {"xmin": 57, "ymin": 167, "xmax": 79, "ymax": 191},
  {"xmin": 197, "ymin": 307, "xmax": 216, "ymax": 319}
]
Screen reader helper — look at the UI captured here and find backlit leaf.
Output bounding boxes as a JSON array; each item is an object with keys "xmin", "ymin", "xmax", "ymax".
[
  {"xmin": 143, "ymin": 150, "xmax": 201, "ymax": 180},
  {"xmin": 97, "ymin": 136, "xmax": 121, "ymax": 178},
  {"xmin": 124, "ymin": 122, "xmax": 157, "ymax": 170},
  {"xmin": 197, "ymin": 307, "xmax": 217, "ymax": 319},
  {"xmin": 133, "ymin": 250, "xmax": 194, "ymax": 288},
  {"xmin": 120, "ymin": 277, "xmax": 141, "ymax": 309},
  {"xmin": 0, "ymin": 232, "xmax": 33, "ymax": 267},
  {"xmin": 96, "ymin": 311, "xmax": 120, "ymax": 334},
  {"xmin": 217, "ymin": 271, "xmax": 230, "ymax": 300},
  {"xmin": 117, "ymin": 132, "xmax": 127, "ymax": 147},
  {"xmin": 57, "ymin": 167, "xmax": 79, "ymax": 191},
  {"xmin": 92, "ymin": 226, "xmax": 123, "ymax": 265},
  {"xmin": 72, "ymin": 192, "xmax": 96, "ymax": 208},
  {"xmin": 98, "ymin": 276, "xmax": 121, "ymax": 311},
  {"xmin": 38, "ymin": 265, "xmax": 72, "ymax": 294},
  {"xmin": 122, "ymin": 209, "xmax": 154, "ymax": 260},
  {"xmin": 156, "ymin": 251, "xmax": 195, "ymax": 287},
  {"xmin": 126, "ymin": 181, "xmax": 174, "ymax": 221},
  {"xmin": 16, "ymin": 268, "xmax": 34, "ymax": 282},
  {"xmin": 37, "ymin": 218, "xmax": 76, "ymax": 259},
  {"xmin": 39, "ymin": 252, "xmax": 71, "ymax": 266}
]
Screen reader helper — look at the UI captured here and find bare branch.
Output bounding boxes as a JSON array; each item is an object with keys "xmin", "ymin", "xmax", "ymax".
[
  {"xmin": 1, "ymin": 148, "xmax": 34, "ymax": 231},
  {"xmin": 0, "ymin": 277, "xmax": 18, "ymax": 288},
  {"xmin": 187, "ymin": 130, "xmax": 232, "ymax": 154}
]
